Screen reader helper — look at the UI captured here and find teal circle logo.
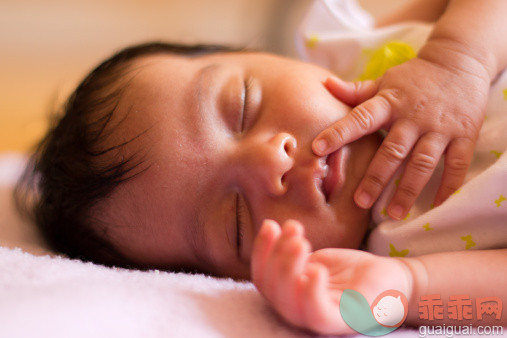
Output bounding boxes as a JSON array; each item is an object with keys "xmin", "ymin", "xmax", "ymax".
[{"xmin": 340, "ymin": 289, "xmax": 408, "ymax": 336}]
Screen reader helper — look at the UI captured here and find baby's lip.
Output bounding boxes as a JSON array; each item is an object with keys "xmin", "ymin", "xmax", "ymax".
[
  {"xmin": 322, "ymin": 148, "xmax": 346, "ymax": 201},
  {"xmin": 314, "ymin": 156, "xmax": 329, "ymax": 201}
]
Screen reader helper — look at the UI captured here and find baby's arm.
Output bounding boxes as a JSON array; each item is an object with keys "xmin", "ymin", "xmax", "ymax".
[
  {"xmin": 251, "ymin": 220, "xmax": 507, "ymax": 335},
  {"xmin": 423, "ymin": 0, "xmax": 507, "ymax": 77},
  {"xmin": 312, "ymin": 0, "xmax": 507, "ymax": 220},
  {"xmin": 402, "ymin": 247, "xmax": 507, "ymax": 327}
]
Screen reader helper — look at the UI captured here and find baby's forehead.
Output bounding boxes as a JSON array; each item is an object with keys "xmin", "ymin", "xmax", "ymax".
[{"xmin": 103, "ymin": 54, "xmax": 196, "ymax": 144}]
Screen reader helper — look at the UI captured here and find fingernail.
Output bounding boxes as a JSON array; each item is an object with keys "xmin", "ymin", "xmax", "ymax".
[
  {"xmin": 290, "ymin": 221, "xmax": 304, "ymax": 237},
  {"xmin": 389, "ymin": 205, "xmax": 404, "ymax": 220},
  {"xmin": 313, "ymin": 139, "xmax": 328, "ymax": 154},
  {"xmin": 356, "ymin": 191, "xmax": 371, "ymax": 208},
  {"xmin": 260, "ymin": 220, "xmax": 274, "ymax": 236},
  {"xmin": 282, "ymin": 222, "xmax": 299, "ymax": 237}
]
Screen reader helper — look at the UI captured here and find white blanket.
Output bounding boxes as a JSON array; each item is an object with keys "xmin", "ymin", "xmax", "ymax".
[{"xmin": 0, "ymin": 154, "xmax": 423, "ymax": 338}]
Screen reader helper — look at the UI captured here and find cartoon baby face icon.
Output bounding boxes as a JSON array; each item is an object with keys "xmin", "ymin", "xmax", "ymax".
[{"xmin": 371, "ymin": 290, "xmax": 409, "ymax": 327}]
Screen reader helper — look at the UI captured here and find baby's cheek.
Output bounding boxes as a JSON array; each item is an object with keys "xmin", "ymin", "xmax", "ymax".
[{"xmin": 282, "ymin": 95, "xmax": 349, "ymax": 139}]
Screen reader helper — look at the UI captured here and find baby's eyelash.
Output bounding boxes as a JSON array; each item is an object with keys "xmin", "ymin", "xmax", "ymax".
[{"xmin": 235, "ymin": 193, "xmax": 245, "ymax": 252}]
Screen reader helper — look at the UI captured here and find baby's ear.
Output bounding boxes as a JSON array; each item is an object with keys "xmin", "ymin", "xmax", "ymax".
[{"xmin": 323, "ymin": 77, "xmax": 377, "ymax": 106}]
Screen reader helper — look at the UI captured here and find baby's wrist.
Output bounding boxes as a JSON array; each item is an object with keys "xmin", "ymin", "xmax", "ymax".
[
  {"xmin": 394, "ymin": 256, "xmax": 429, "ymax": 325},
  {"xmin": 418, "ymin": 37, "xmax": 493, "ymax": 83}
]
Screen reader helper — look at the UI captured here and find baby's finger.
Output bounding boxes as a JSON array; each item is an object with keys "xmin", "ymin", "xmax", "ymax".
[
  {"xmin": 312, "ymin": 95, "xmax": 392, "ymax": 156},
  {"xmin": 354, "ymin": 120, "xmax": 419, "ymax": 209},
  {"xmin": 388, "ymin": 133, "xmax": 447, "ymax": 220},
  {"xmin": 323, "ymin": 77, "xmax": 378, "ymax": 107},
  {"xmin": 251, "ymin": 219, "xmax": 281, "ymax": 290},
  {"xmin": 273, "ymin": 231, "xmax": 311, "ymax": 325},
  {"xmin": 261, "ymin": 220, "xmax": 304, "ymax": 303},
  {"xmin": 434, "ymin": 137, "xmax": 475, "ymax": 206},
  {"xmin": 301, "ymin": 263, "xmax": 344, "ymax": 335}
]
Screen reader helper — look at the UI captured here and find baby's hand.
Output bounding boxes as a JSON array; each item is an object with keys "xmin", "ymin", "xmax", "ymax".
[
  {"xmin": 313, "ymin": 56, "xmax": 489, "ymax": 219},
  {"xmin": 251, "ymin": 219, "xmax": 413, "ymax": 335}
]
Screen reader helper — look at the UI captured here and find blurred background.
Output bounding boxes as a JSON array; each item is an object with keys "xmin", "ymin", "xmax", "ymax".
[{"xmin": 0, "ymin": 0, "xmax": 407, "ymax": 152}]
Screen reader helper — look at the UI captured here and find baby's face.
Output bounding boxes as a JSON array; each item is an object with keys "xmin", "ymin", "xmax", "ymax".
[{"xmin": 95, "ymin": 52, "xmax": 381, "ymax": 279}]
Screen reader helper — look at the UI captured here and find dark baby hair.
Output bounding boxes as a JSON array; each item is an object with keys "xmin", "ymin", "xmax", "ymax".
[{"xmin": 14, "ymin": 42, "xmax": 234, "ymax": 269}]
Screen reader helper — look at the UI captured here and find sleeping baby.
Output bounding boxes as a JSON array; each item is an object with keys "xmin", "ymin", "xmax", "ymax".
[{"xmin": 15, "ymin": 0, "xmax": 507, "ymax": 335}]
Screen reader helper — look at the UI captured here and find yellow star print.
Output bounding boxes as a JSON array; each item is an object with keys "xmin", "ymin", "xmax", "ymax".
[
  {"xmin": 358, "ymin": 42, "xmax": 416, "ymax": 81},
  {"xmin": 394, "ymin": 178, "xmax": 400, "ymax": 187},
  {"xmin": 491, "ymin": 150, "xmax": 503, "ymax": 159},
  {"xmin": 403, "ymin": 213, "xmax": 411, "ymax": 220},
  {"xmin": 422, "ymin": 223, "xmax": 433, "ymax": 231},
  {"xmin": 389, "ymin": 243, "xmax": 409, "ymax": 257},
  {"xmin": 305, "ymin": 35, "xmax": 319, "ymax": 49},
  {"xmin": 495, "ymin": 194, "xmax": 506, "ymax": 207},
  {"xmin": 461, "ymin": 235, "xmax": 476, "ymax": 250},
  {"xmin": 503, "ymin": 88, "xmax": 507, "ymax": 100},
  {"xmin": 452, "ymin": 189, "xmax": 461, "ymax": 196}
]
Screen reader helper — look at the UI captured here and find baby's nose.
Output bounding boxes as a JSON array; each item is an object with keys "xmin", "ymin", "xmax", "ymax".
[{"xmin": 250, "ymin": 132, "xmax": 296, "ymax": 196}]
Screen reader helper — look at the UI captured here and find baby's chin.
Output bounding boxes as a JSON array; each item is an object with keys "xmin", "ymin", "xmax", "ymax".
[
  {"xmin": 306, "ymin": 215, "xmax": 369, "ymax": 251},
  {"xmin": 332, "ymin": 223, "xmax": 369, "ymax": 250},
  {"xmin": 326, "ymin": 182, "xmax": 371, "ymax": 249}
]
